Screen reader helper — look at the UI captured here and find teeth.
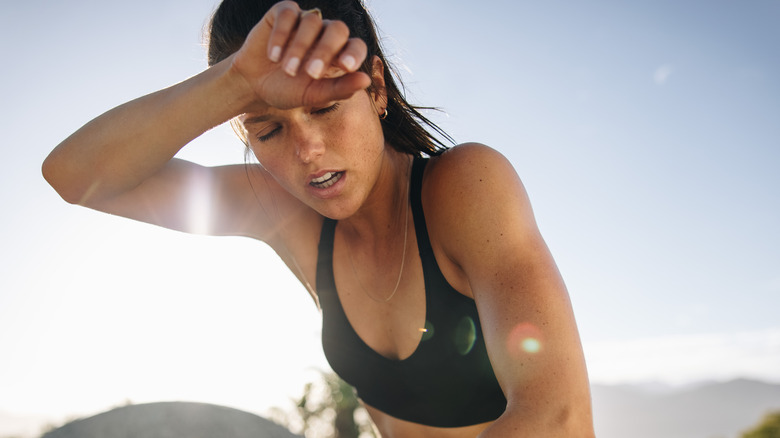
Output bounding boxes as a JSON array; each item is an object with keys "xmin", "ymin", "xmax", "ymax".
[
  {"xmin": 311, "ymin": 172, "xmax": 335, "ymax": 184},
  {"xmin": 310, "ymin": 171, "xmax": 342, "ymax": 189}
]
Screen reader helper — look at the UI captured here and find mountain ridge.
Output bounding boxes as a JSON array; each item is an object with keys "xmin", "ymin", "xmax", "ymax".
[{"xmin": 592, "ymin": 378, "xmax": 780, "ymax": 438}]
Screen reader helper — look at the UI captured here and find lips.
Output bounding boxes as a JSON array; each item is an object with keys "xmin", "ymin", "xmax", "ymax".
[{"xmin": 309, "ymin": 171, "xmax": 344, "ymax": 189}]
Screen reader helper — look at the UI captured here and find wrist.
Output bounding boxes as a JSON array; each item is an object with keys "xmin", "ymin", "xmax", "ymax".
[{"xmin": 220, "ymin": 53, "xmax": 264, "ymax": 114}]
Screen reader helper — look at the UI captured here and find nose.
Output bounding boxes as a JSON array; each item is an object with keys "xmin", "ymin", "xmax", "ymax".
[{"xmin": 294, "ymin": 130, "xmax": 325, "ymax": 164}]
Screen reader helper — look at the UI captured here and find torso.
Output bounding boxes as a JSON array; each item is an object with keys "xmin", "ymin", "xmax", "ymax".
[
  {"xmin": 311, "ymin": 157, "xmax": 506, "ymax": 435},
  {"xmin": 263, "ymin": 151, "xmax": 507, "ymax": 437},
  {"xmin": 364, "ymin": 404, "xmax": 492, "ymax": 438}
]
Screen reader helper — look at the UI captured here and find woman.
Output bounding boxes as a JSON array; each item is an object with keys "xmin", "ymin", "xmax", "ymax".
[{"xmin": 42, "ymin": 0, "xmax": 594, "ymax": 436}]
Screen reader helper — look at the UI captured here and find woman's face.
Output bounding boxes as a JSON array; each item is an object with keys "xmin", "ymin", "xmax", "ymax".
[{"xmin": 241, "ymin": 81, "xmax": 387, "ymax": 219}]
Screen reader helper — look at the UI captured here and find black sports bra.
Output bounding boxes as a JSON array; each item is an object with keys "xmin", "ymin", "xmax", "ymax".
[{"xmin": 317, "ymin": 157, "xmax": 507, "ymax": 427}]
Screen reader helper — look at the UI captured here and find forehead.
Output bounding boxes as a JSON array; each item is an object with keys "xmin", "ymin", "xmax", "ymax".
[
  {"xmin": 241, "ymin": 111, "xmax": 274, "ymax": 127},
  {"xmin": 238, "ymin": 97, "xmax": 274, "ymax": 124}
]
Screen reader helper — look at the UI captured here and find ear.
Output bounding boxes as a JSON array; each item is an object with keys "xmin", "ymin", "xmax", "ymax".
[{"xmin": 369, "ymin": 56, "xmax": 388, "ymax": 116}]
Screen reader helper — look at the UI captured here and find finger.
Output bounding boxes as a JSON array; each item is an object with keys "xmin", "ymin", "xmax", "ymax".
[
  {"xmin": 303, "ymin": 19, "xmax": 350, "ymax": 79},
  {"xmin": 337, "ymin": 38, "xmax": 368, "ymax": 73},
  {"xmin": 281, "ymin": 10, "xmax": 326, "ymax": 77},
  {"xmin": 266, "ymin": 2, "xmax": 301, "ymax": 63}
]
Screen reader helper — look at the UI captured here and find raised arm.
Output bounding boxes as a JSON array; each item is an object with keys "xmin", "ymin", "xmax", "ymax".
[
  {"xmin": 425, "ymin": 145, "xmax": 595, "ymax": 437},
  {"xmin": 41, "ymin": 59, "xmax": 263, "ymax": 235},
  {"xmin": 42, "ymin": 1, "xmax": 369, "ymax": 238}
]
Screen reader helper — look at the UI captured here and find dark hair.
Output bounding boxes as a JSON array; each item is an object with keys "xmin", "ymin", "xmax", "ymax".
[{"xmin": 207, "ymin": 0, "xmax": 452, "ymax": 157}]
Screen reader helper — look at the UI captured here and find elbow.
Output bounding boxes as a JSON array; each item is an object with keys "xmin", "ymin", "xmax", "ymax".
[{"xmin": 41, "ymin": 151, "xmax": 88, "ymax": 205}]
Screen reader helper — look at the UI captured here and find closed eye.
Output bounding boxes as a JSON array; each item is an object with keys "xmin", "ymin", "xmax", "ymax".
[
  {"xmin": 254, "ymin": 103, "xmax": 340, "ymax": 143},
  {"xmin": 256, "ymin": 125, "xmax": 281, "ymax": 142},
  {"xmin": 313, "ymin": 102, "xmax": 340, "ymax": 115}
]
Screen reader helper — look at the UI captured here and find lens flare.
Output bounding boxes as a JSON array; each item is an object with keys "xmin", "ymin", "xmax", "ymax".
[
  {"xmin": 454, "ymin": 317, "xmax": 477, "ymax": 355},
  {"xmin": 521, "ymin": 337, "xmax": 542, "ymax": 354},
  {"xmin": 508, "ymin": 322, "xmax": 543, "ymax": 357},
  {"xmin": 420, "ymin": 321, "xmax": 435, "ymax": 341}
]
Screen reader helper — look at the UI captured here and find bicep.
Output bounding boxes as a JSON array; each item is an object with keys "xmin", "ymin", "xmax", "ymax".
[{"xmin": 429, "ymin": 145, "xmax": 592, "ymax": 430}]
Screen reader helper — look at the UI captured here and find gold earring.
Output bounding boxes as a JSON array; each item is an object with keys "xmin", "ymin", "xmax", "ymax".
[{"xmin": 380, "ymin": 108, "xmax": 388, "ymax": 120}]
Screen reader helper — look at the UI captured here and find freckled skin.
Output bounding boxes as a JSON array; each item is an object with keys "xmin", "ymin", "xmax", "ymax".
[
  {"xmin": 41, "ymin": 2, "xmax": 594, "ymax": 436},
  {"xmin": 242, "ymin": 82, "xmax": 389, "ymax": 221}
]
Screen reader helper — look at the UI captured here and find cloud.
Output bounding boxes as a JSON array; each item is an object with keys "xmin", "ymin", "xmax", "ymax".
[
  {"xmin": 653, "ymin": 65, "xmax": 674, "ymax": 85},
  {"xmin": 584, "ymin": 328, "xmax": 780, "ymax": 385}
]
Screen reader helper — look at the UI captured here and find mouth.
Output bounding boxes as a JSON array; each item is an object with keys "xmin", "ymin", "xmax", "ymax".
[{"xmin": 309, "ymin": 171, "xmax": 344, "ymax": 189}]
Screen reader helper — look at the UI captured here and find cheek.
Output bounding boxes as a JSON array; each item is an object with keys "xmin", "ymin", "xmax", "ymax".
[
  {"xmin": 250, "ymin": 143, "xmax": 280, "ymax": 167},
  {"xmin": 336, "ymin": 108, "xmax": 383, "ymax": 154},
  {"xmin": 249, "ymin": 144, "xmax": 306, "ymax": 195},
  {"xmin": 249, "ymin": 145, "xmax": 286, "ymax": 181}
]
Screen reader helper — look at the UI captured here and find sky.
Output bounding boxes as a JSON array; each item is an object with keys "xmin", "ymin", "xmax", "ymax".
[{"xmin": 2, "ymin": 0, "xmax": 779, "ymax": 435}]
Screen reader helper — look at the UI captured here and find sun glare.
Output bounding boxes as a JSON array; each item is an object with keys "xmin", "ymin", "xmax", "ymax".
[{"xmin": 185, "ymin": 169, "xmax": 213, "ymax": 235}]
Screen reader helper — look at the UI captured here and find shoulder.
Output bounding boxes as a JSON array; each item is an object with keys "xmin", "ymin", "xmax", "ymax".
[
  {"xmin": 423, "ymin": 143, "xmax": 534, "ymax": 224},
  {"xmin": 424, "ymin": 143, "xmax": 526, "ymax": 206},
  {"xmin": 421, "ymin": 143, "xmax": 541, "ymax": 269},
  {"xmin": 427, "ymin": 142, "xmax": 512, "ymax": 176}
]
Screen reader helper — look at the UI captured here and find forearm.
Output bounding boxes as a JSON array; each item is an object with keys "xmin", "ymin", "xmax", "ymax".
[{"xmin": 42, "ymin": 55, "xmax": 253, "ymax": 205}]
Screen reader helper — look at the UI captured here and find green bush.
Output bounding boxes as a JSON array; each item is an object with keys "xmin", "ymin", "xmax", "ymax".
[{"xmin": 742, "ymin": 411, "xmax": 780, "ymax": 438}]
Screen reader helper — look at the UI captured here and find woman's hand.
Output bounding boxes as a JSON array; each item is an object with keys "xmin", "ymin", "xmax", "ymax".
[{"xmin": 231, "ymin": 1, "xmax": 371, "ymax": 111}]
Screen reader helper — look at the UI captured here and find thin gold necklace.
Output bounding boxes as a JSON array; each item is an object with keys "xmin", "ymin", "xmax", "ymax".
[{"xmin": 346, "ymin": 162, "xmax": 411, "ymax": 303}]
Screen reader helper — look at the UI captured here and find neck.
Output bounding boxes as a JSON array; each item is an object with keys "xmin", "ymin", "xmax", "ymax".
[{"xmin": 341, "ymin": 148, "xmax": 413, "ymax": 243}]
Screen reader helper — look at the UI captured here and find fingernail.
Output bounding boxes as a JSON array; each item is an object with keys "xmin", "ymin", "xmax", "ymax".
[
  {"xmin": 340, "ymin": 55, "xmax": 356, "ymax": 71},
  {"xmin": 270, "ymin": 46, "xmax": 282, "ymax": 63},
  {"xmin": 307, "ymin": 59, "xmax": 324, "ymax": 79},
  {"xmin": 285, "ymin": 57, "xmax": 300, "ymax": 76}
]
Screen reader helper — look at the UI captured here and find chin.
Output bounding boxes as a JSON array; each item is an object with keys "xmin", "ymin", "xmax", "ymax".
[{"xmin": 312, "ymin": 200, "xmax": 359, "ymax": 221}]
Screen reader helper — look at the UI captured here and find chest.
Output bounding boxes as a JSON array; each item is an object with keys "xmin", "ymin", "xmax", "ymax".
[
  {"xmin": 317, "ymin": 224, "xmax": 506, "ymax": 427},
  {"xmin": 330, "ymin": 228, "xmax": 428, "ymax": 360}
]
